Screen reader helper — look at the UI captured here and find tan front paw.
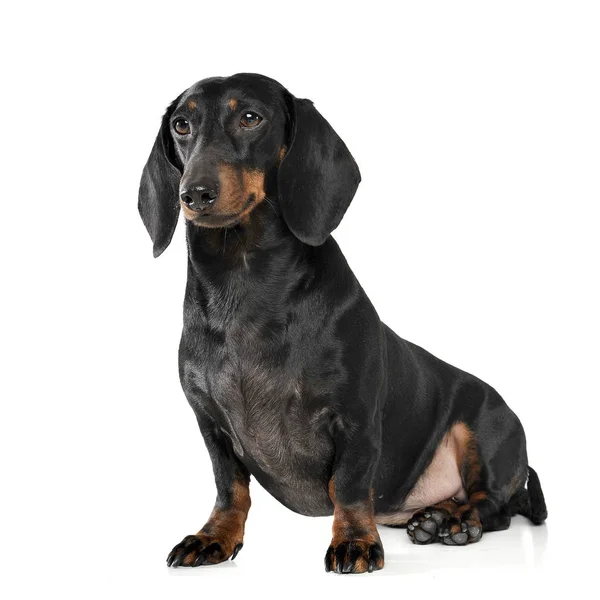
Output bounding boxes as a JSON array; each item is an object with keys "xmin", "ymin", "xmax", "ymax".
[
  {"xmin": 166, "ymin": 532, "xmax": 243, "ymax": 567},
  {"xmin": 324, "ymin": 539, "xmax": 384, "ymax": 574}
]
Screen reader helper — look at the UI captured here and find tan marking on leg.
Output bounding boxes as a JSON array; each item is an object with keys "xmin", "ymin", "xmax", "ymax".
[
  {"xmin": 432, "ymin": 498, "xmax": 461, "ymax": 514},
  {"xmin": 469, "ymin": 490, "xmax": 487, "ymax": 504},
  {"xmin": 181, "ymin": 479, "xmax": 251, "ymax": 566},
  {"xmin": 328, "ymin": 479, "xmax": 383, "ymax": 573},
  {"xmin": 453, "ymin": 422, "xmax": 482, "ymax": 494}
]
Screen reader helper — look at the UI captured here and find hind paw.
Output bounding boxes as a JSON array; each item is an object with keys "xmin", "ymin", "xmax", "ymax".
[
  {"xmin": 407, "ymin": 508, "xmax": 449, "ymax": 544},
  {"xmin": 438, "ymin": 517, "xmax": 482, "ymax": 546}
]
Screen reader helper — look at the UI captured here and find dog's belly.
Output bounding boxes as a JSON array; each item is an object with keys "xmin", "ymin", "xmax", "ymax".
[{"xmin": 375, "ymin": 425, "xmax": 467, "ymax": 525}]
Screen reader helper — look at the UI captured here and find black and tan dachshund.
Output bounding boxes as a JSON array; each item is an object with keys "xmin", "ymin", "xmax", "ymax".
[{"xmin": 138, "ymin": 73, "xmax": 547, "ymax": 574}]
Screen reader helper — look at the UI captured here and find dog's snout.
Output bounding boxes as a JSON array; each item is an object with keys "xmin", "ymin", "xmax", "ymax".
[{"xmin": 180, "ymin": 184, "xmax": 218, "ymax": 211}]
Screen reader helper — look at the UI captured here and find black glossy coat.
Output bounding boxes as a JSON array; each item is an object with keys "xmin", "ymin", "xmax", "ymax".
[{"xmin": 138, "ymin": 73, "xmax": 546, "ymax": 538}]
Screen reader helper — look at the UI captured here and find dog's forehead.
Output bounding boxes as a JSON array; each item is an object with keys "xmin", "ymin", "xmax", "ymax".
[{"xmin": 179, "ymin": 73, "xmax": 286, "ymax": 111}]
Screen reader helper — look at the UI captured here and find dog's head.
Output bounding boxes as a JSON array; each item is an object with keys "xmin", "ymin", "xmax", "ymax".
[{"xmin": 139, "ymin": 73, "xmax": 360, "ymax": 256}]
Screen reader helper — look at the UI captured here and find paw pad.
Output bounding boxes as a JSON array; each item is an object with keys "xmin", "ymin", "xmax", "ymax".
[
  {"xmin": 407, "ymin": 508, "xmax": 483, "ymax": 546},
  {"xmin": 438, "ymin": 518, "xmax": 482, "ymax": 546},
  {"xmin": 407, "ymin": 508, "xmax": 449, "ymax": 545}
]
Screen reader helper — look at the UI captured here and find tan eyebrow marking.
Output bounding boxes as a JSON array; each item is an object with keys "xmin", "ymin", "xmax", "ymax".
[
  {"xmin": 187, "ymin": 100, "xmax": 197, "ymax": 111},
  {"xmin": 228, "ymin": 98, "xmax": 238, "ymax": 111}
]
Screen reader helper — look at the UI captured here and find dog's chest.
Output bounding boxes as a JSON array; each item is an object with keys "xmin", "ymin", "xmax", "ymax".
[
  {"xmin": 182, "ymin": 325, "xmax": 335, "ymax": 514},
  {"xmin": 216, "ymin": 355, "xmax": 314, "ymax": 461}
]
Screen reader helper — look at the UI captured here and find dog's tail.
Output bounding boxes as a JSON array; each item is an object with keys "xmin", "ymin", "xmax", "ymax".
[{"xmin": 509, "ymin": 465, "xmax": 548, "ymax": 524}]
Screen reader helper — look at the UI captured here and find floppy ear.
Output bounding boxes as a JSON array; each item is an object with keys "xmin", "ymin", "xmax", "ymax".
[
  {"xmin": 138, "ymin": 95, "xmax": 183, "ymax": 258},
  {"xmin": 277, "ymin": 96, "xmax": 361, "ymax": 246}
]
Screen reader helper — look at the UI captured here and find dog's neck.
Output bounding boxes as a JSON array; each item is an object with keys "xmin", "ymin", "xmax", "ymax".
[{"xmin": 184, "ymin": 202, "xmax": 311, "ymax": 327}]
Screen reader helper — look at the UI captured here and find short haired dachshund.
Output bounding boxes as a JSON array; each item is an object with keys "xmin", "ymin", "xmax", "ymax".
[{"xmin": 138, "ymin": 73, "xmax": 547, "ymax": 574}]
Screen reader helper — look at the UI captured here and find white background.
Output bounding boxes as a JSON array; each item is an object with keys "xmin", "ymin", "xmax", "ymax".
[{"xmin": 1, "ymin": 1, "xmax": 599, "ymax": 598}]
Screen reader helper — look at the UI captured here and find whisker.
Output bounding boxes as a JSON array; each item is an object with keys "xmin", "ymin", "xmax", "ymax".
[{"xmin": 264, "ymin": 196, "xmax": 277, "ymax": 215}]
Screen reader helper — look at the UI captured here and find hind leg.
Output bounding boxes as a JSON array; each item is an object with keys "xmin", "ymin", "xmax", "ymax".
[
  {"xmin": 408, "ymin": 417, "xmax": 522, "ymax": 545},
  {"xmin": 437, "ymin": 409, "xmax": 528, "ymax": 544},
  {"xmin": 406, "ymin": 405, "xmax": 528, "ymax": 546}
]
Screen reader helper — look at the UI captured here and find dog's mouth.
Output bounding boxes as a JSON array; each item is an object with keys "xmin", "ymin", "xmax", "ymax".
[{"xmin": 184, "ymin": 194, "xmax": 261, "ymax": 228}]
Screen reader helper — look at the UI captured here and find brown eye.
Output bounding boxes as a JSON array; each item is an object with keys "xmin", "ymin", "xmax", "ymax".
[
  {"xmin": 240, "ymin": 112, "xmax": 263, "ymax": 128},
  {"xmin": 173, "ymin": 119, "xmax": 190, "ymax": 135}
]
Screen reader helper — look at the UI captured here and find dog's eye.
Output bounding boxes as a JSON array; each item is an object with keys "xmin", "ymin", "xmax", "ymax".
[
  {"xmin": 240, "ymin": 112, "xmax": 263, "ymax": 128},
  {"xmin": 173, "ymin": 119, "xmax": 190, "ymax": 135}
]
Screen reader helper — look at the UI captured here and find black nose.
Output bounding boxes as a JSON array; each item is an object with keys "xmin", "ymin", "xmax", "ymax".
[{"xmin": 180, "ymin": 184, "xmax": 218, "ymax": 210}]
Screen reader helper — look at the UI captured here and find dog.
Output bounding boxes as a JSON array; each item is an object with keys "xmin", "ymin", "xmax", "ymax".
[{"xmin": 138, "ymin": 73, "xmax": 547, "ymax": 574}]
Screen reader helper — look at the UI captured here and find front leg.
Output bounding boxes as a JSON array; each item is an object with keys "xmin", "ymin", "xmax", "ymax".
[
  {"xmin": 324, "ymin": 423, "xmax": 384, "ymax": 574},
  {"xmin": 167, "ymin": 415, "xmax": 251, "ymax": 567}
]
